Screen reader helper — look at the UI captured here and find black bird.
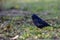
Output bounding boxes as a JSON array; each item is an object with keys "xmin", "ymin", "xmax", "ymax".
[{"xmin": 32, "ymin": 14, "xmax": 50, "ymax": 28}]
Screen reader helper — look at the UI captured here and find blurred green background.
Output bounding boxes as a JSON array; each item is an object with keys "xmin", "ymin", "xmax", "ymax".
[{"xmin": 0, "ymin": 0, "xmax": 60, "ymax": 40}]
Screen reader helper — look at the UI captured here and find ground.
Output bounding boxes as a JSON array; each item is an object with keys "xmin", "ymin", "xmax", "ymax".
[
  {"xmin": 0, "ymin": 10, "xmax": 60, "ymax": 40},
  {"xmin": 0, "ymin": 0, "xmax": 60, "ymax": 40}
]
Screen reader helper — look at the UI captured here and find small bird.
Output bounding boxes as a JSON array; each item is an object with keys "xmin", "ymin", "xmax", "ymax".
[{"xmin": 31, "ymin": 14, "xmax": 50, "ymax": 28}]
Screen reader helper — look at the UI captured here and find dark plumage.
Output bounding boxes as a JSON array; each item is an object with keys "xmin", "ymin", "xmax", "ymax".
[{"xmin": 32, "ymin": 14, "xmax": 50, "ymax": 28}]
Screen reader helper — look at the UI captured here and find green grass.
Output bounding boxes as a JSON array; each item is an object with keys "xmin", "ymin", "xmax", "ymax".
[
  {"xmin": 3, "ymin": 0, "xmax": 60, "ymax": 18},
  {"xmin": 1, "ymin": 0, "xmax": 60, "ymax": 40}
]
